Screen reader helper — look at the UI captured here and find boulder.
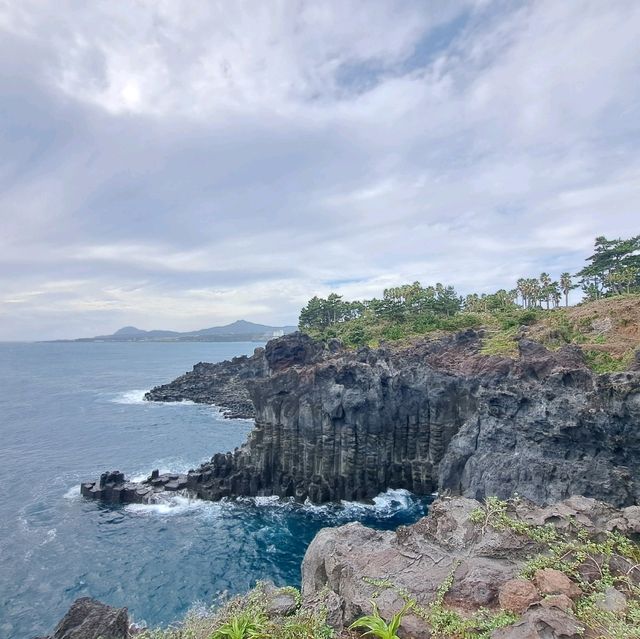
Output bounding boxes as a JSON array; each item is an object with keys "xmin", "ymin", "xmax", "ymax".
[
  {"xmin": 491, "ymin": 606, "xmax": 585, "ymax": 638},
  {"xmin": 498, "ymin": 579, "xmax": 540, "ymax": 613},
  {"xmin": 263, "ymin": 583, "xmax": 299, "ymax": 617},
  {"xmin": 540, "ymin": 595, "xmax": 574, "ymax": 611},
  {"xmin": 533, "ymin": 569, "xmax": 581, "ymax": 600},
  {"xmin": 49, "ymin": 597, "xmax": 128, "ymax": 639},
  {"xmin": 594, "ymin": 586, "xmax": 627, "ymax": 613}
]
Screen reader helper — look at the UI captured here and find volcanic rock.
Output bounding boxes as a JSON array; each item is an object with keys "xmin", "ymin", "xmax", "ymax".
[
  {"xmin": 533, "ymin": 569, "xmax": 582, "ymax": 599},
  {"xmin": 84, "ymin": 330, "xmax": 640, "ymax": 506},
  {"xmin": 43, "ymin": 597, "xmax": 128, "ymax": 639},
  {"xmin": 498, "ymin": 579, "xmax": 540, "ymax": 614},
  {"xmin": 301, "ymin": 496, "xmax": 631, "ymax": 637}
]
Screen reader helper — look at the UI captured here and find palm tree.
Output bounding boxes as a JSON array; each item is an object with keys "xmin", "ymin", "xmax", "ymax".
[
  {"xmin": 560, "ymin": 272, "xmax": 573, "ymax": 307},
  {"xmin": 551, "ymin": 283, "xmax": 561, "ymax": 308},
  {"xmin": 516, "ymin": 278, "xmax": 527, "ymax": 307},
  {"xmin": 539, "ymin": 273, "xmax": 552, "ymax": 309}
]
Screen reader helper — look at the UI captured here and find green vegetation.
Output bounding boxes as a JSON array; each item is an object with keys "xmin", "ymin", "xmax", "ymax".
[
  {"xmin": 470, "ymin": 497, "xmax": 640, "ymax": 639},
  {"xmin": 353, "ymin": 497, "xmax": 640, "ymax": 638},
  {"xmin": 583, "ymin": 349, "xmax": 635, "ymax": 374},
  {"xmin": 356, "ymin": 564, "xmax": 517, "ymax": 639},
  {"xmin": 137, "ymin": 584, "xmax": 333, "ymax": 639},
  {"xmin": 479, "ymin": 327, "xmax": 519, "ymax": 357},
  {"xmin": 212, "ymin": 612, "xmax": 266, "ymax": 639},
  {"xmin": 577, "ymin": 235, "xmax": 640, "ymax": 300},
  {"xmin": 348, "ymin": 600, "xmax": 411, "ymax": 638},
  {"xmin": 297, "ymin": 236, "xmax": 640, "ymax": 373}
]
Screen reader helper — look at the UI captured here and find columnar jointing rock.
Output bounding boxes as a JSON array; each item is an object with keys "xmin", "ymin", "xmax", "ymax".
[{"xmin": 82, "ymin": 330, "xmax": 640, "ymax": 507}]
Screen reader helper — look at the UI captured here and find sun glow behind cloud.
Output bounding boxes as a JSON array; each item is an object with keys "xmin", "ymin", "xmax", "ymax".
[{"xmin": 0, "ymin": 0, "xmax": 639, "ymax": 339}]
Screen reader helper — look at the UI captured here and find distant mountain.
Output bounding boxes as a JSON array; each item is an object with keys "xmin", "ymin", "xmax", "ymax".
[
  {"xmin": 112, "ymin": 326, "xmax": 181, "ymax": 338},
  {"xmin": 186, "ymin": 320, "xmax": 291, "ymax": 337},
  {"xmin": 74, "ymin": 320, "xmax": 297, "ymax": 342}
]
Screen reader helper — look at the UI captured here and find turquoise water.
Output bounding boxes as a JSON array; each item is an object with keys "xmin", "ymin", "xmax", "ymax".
[{"xmin": 0, "ymin": 342, "xmax": 429, "ymax": 638}]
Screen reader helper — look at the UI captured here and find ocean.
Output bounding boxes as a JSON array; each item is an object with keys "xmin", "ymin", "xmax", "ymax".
[{"xmin": 0, "ymin": 341, "xmax": 429, "ymax": 638}]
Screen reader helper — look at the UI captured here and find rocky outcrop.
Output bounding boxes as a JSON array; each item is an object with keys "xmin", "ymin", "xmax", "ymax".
[
  {"xmin": 38, "ymin": 597, "xmax": 128, "ymax": 639},
  {"xmin": 81, "ymin": 469, "xmax": 188, "ymax": 504},
  {"xmin": 301, "ymin": 495, "xmax": 640, "ymax": 637},
  {"xmin": 143, "ymin": 349, "xmax": 266, "ymax": 418},
  {"xmin": 84, "ymin": 330, "xmax": 640, "ymax": 507},
  {"xmin": 143, "ymin": 332, "xmax": 331, "ymax": 418}
]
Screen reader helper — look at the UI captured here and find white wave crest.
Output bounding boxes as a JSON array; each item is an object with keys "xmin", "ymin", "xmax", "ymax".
[
  {"xmin": 111, "ymin": 389, "xmax": 149, "ymax": 404},
  {"xmin": 124, "ymin": 487, "xmax": 423, "ymax": 522},
  {"xmin": 125, "ymin": 494, "xmax": 222, "ymax": 518},
  {"xmin": 237, "ymin": 488, "xmax": 421, "ymax": 520},
  {"xmin": 63, "ymin": 485, "xmax": 81, "ymax": 500},
  {"xmin": 40, "ymin": 528, "xmax": 57, "ymax": 545}
]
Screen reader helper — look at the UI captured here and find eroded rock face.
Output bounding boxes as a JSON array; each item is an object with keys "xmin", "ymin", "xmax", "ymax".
[
  {"xmin": 84, "ymin": 330, "xmax": 640, "ymax": 506},
  {"xmin": 41, "ymin": 597, "xmax": 128, "ymax": 639},
  {"xmin": 300, "ymin": 496, "xmax": 637, "ymax": 637},
  {"xmin": 143, "ymin": 348, "xmax": 267, "ymax": 418}
]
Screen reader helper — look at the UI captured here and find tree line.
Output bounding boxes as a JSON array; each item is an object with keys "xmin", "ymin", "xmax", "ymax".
[{"xmin": 298, "ymin": 234, "xmax": 640, "ymax": 332}]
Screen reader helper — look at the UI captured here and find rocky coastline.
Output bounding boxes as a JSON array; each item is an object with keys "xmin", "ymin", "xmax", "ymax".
[
  {"xmin": 43, "ymin": 494, "xmax": 640, "ymax": 638},
  {"xmin": 300, "ymin": 494, "xmax": 640, "ymax": 637},
  {"xmin": 83, "ymin": 330, "xmax": 640, "ymax": 508},
  {"xmin": 70, "ymin": 329, "xmax": 640, "ymax": 638},
  {"xmin": 143, "ymin": 348, "xmax": 268, "ymax": 418}
]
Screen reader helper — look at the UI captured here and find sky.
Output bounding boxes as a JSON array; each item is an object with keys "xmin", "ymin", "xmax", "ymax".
[{"xmin": 1, "ymin": 1, "xmax": 639, "ymax": 340}]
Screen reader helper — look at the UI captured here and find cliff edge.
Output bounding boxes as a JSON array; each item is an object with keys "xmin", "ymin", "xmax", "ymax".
[{"xmin": 82, "ymin": 326, "xmax": 640, "ymax": 507}]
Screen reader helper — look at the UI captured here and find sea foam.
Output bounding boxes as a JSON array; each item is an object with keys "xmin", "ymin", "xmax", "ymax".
[{"xmin": 111, "ymin": 389, "xmax": 149, "ymax": 404}]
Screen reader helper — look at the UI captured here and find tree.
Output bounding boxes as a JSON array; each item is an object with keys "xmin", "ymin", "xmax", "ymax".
[
  {"xmin": 516, "ymin": 278, "xmax": 527, "ymax": 307},
  {"xmin": 298, "ymin": 293, "xmax": 360, "ymax": 331},
  {"xmin": 539, "ymin": 272, "xmax": 552, "ymax": 309},
  {"xmin": 551, "ymin": 283, "xmax": 561, "ymax": 308},
  {"xmin": 560, "ymin": 272, "xmax": 574, "ymax": 307},
  {"xmin": 576, "ymin": 235, "xmax": 640, "ymax": 297}
]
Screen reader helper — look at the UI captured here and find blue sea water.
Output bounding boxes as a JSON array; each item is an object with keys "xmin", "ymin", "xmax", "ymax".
[{"xmin": 0, "ymin": 341, "xmax": 429, "ymax": 639}]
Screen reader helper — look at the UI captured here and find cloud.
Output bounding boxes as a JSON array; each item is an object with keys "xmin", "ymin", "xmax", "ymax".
[{"xmin": 0, "ymin": 0, "xmax": 639, "ymax": 339}]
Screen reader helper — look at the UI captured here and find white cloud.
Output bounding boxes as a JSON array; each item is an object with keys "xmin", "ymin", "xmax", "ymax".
[{"xmin": 0, "ymin": 0, "xmax": 639, "ymax": 339}]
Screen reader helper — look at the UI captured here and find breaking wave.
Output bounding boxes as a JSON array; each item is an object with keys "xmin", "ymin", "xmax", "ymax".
[
  {"xmin": 111, "ymin": 389, "xmax": 149, "ymax": 404},
  {"xmin": 123, "ymin": 487, "xmax": 426, "ymax": 525}
]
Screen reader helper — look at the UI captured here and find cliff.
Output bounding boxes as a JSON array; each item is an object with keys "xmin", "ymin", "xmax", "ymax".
[{"xmin": 83, "ymin": 328, "xmax": 640, "ymax": 507}]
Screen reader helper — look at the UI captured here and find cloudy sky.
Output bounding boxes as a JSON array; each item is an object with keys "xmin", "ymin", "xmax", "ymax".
[{"xmin": 1, "ymin": 1, "xmax": 639, "ymax": 340}]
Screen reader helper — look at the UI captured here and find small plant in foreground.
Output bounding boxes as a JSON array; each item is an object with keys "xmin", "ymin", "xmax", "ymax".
[
  {"xmin": 211, "ymin": 610, "xmax": 267, "ymax": 639},
  {"xmin": 137, "ymin": 584, "xmax": 333, "ymax": 639},
  {"xmin": 349, "ymin": 600, "xmax": 412, "ymax": 639}
]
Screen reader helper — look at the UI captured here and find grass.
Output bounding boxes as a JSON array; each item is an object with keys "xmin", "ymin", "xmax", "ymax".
[
  {"xmin": 312, "ymin": 296, "xmax": 640, "ymax": 375},
  {"xmin": 479, "ymin": 327, "xmax": 519, "ymax": 357},
  {"xmin": 136, "ymin": 584, "xmax": 333, "ymax": 639},
  {"xmin": 583, "ymin": 349, "xmax": 635, "ymax": 374}
]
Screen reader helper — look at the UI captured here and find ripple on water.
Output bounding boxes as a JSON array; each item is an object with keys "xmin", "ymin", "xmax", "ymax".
[{"xmin": 0, "ymin": 342, "xmax": 429, "ymax": 639}]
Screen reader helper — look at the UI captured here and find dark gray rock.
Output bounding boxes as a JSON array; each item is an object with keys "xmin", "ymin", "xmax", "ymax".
[
  {"xmin": 143, "ymin": 348, "xmax": 267, "ymax": 418},
  {"xmin": 84, "ymin": 330, "xmax": 640, "ymax": 507},
  {"xmin": 262, "ymin": 582, "xmax": 299, "ymax": 617},
  {"xmin": 46, "ymin": 597, "xmax": 128, "ymax": 639},
  {"xmin": 491, "ymin": 605, "xmax": 585, "ymax": 638}
]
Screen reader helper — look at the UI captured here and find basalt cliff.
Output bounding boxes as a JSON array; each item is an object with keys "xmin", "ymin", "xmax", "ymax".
[{"xmin": 82, "ymin": 330, "xmax": 640, "ymax": 507}]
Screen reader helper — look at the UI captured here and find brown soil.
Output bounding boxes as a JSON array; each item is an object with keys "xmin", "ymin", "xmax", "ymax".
[{"xmin": 526, "ymin": 294, "xmax": 640, "ymax": 359}]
